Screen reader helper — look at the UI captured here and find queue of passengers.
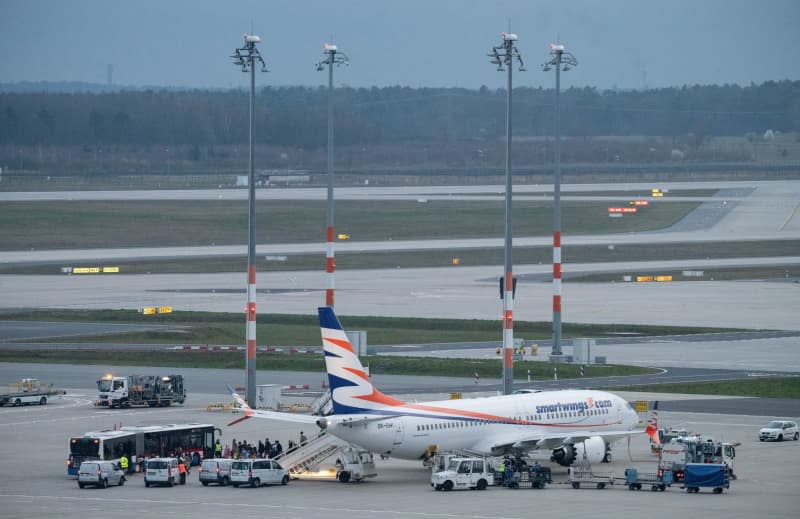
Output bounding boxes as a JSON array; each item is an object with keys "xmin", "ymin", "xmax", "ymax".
[
  {"xmin": 223, "ymin": 437, "xmax": 284, "ymax": 459},
  {"xmin": 220, "ymin": 431, "xmax": 310, "ymax": 459}
]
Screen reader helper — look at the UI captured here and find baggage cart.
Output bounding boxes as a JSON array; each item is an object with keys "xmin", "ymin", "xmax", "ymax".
[
  {"xmin": 567, "ymin": 465, "xmax": 614, "ymax": 489},
  {"xmin": 624, "ymin": 467, "xmax": 673, "ymax": 491},
  {"xmin": 505, "ymin": 466, "xmax": 552, "ymax": 489}
]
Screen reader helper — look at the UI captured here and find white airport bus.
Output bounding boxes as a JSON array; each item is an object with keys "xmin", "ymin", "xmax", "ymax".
[{"xmin": 67, "ymin": 423, "xmax": 218, "ymax": 476}]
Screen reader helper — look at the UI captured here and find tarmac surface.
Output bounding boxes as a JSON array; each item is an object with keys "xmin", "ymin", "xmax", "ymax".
[{"xmin": 0, "ymin": 389, "xmax": 797, "ymax": 519}]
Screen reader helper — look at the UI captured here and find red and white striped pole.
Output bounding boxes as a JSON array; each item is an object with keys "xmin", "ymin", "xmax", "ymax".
[
  {"xmin": 246, "ymin": 264, "xmax": 256, "ymax": 406},
  {"xmin": 326, "ymin": 226, "xmax": 335, "ymax": 307},
  {"xmin": 552, "ymin": 230, "xmax": 562, "ymax": 356},
  {"xmin": 544, "ymin": 43, "xmax": 576, "ymax": 359},
  {"xmin": 502, "ymin": 270, "xmax": 514, "ymax": 394},
  {"xmin": 325, "ymin": 47, "xmax": 335, "ymax": 308},
  {"xmin": 245, "ymin": 69, "xmax": 257, "ymax": 407},
  {"xmin": 318, "ymin": 43, "xmax": 347, "ymax": 308},
  {"xmin": 496, "ymin": 32, "xmax": 522, "ymax": 395}
]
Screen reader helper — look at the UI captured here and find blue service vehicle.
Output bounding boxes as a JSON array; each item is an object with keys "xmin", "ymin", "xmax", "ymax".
[{"xmin": 682, "ymin": 463, "xmax": 730, "ymax": 494}]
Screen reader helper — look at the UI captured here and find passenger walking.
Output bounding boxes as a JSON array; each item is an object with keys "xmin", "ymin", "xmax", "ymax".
[{"xmin": 299, "ymin": 431, "xmax": 307, "ymax": 445}]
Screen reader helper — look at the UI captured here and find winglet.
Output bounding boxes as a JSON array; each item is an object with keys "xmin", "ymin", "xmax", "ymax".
[{"xmin": 226, "ymin": 384, "xmax": 254, "ymax": 426}]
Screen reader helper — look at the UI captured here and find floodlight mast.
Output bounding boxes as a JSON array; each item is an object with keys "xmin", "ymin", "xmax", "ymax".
[
  {"xmin": 489, "ymin": 32, "xmax": 525, "ymax": 396},
  {"xmin": 542, "ymin": 43, "xmax": 577, "ymax": 360},
  {"xmin": 231, "ymin": 33, "xmax": 268, "ymax": 407},
  {"xmin": 316, "ymin": 43, "xmax": 349, "ymax": 308}
]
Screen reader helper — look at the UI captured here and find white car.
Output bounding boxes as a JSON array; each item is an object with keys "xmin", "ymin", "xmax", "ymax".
[
  {"xmin": 759, "ymin": 420, "xmax": 799, "ymax": 442},
  {"xmin": 230, "ymin": 459, "xmax": 289, "ymax": 488}
]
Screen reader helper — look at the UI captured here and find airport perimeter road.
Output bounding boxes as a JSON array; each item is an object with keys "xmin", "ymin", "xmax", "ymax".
[{"xmin": 0, "ymin": 391, "xmax": 796, "ymax": 519}]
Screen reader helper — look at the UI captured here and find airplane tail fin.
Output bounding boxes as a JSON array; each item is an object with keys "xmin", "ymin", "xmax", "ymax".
[
  {"xmin": 644, "ymin": 400, "xmax": 660, "ymax": 444},
  {"xmin": 318, "ymin": 306, "xmax": 405, "ymax": 414}
]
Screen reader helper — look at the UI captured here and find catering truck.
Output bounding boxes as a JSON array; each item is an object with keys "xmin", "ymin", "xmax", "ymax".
[{"xmin": 96, "ymin": 374, "xmax": 185, "ymax": 408}]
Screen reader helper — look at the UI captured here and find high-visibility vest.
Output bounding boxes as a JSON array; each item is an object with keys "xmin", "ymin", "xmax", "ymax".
[
  {"xmin": 214, "ymin": 442, "xmax": 222, "ymax": 454},
  {"xmin": 119, "ymin": 456, "xmax": 129, "ymax": 469},
  {"xmin": 178, "ymin": 463, "xmax": 187, "ymax": 474}
]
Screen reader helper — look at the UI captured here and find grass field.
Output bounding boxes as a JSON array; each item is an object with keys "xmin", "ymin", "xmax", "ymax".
[
  {"xmin": 0, "ymin": 199, "xmax": 698, "ymax": 251},
  {"xmin": 0, "ymin": 348, "xmax": 654, "ymax": 380},
  {"xmin": 0, "ymin": 309, "xmax": 742, "ymax": 346},
  {"xmin": 606, "ymin": 377, "xmax": 800, "ymax": 399}
]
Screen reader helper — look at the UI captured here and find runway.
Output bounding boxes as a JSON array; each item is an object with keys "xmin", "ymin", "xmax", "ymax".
[
  {"xmin": 1, "ymin": 180, "xmax": 798, "ymax": 332},
  {"xmin": 1, "ymin": 179, "xmax": 798, "ymax": 516}
]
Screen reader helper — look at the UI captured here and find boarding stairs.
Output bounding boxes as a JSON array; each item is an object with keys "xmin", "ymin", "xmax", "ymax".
[
  {"xmin": 310, "ymin": 391, "xmax": 333, "ymax": 416},
  {"xmin": 275, "ymin": 432, "xmax": 348, "ymax": 476}
]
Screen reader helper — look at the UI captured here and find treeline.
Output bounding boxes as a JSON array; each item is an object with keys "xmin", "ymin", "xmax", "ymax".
[{"xmin": 1, "ymin": 81, "xmax": 798, "ymax": 149}]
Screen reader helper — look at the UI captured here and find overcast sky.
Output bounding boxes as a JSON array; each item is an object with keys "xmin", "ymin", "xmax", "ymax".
[{"xmin": 2, "ymin": 0, "xmax": 798, "ymax": 91}]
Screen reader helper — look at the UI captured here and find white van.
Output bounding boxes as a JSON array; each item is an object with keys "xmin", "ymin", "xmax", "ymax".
[
  {"xmin": 230, "ymin": 458, "xmax": 289, "ymax": 488},
  {"xmin": 77, "ymin": 461, "xmax": 125, "ymax": 488},
  {"xmin": 199, "ymin": 458, "xmax": 234, "ymax": 486},
  {"xmin": 144, "ymin": 457, "xmax": 180, "ymax": 487}
]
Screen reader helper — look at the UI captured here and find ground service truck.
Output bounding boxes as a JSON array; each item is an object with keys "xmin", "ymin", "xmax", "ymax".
[
  {"xmin": 1, "ymin": 378, "xmax": 65, "ymax": 406},
  {"xmin": 431, "ymin": 457, "xmax": 494, "ymax": 491},
  {"xmin": 96, "ymin": 374, "xmax": 185, "ymax": 408},
  {"xmin": 658, "ymin": 437, "xmax": 736, "ymax": 482}
]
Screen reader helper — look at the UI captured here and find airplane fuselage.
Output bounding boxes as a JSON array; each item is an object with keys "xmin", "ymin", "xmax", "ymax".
[{"xmin": 323, "ymin": 389, "xmax": 639, "ymax": 459}]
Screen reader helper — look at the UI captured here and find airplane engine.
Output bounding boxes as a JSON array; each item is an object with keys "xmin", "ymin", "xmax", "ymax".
[{"xmin": 551, "ymin": 436, "xmax": 608, "ymax": 467}]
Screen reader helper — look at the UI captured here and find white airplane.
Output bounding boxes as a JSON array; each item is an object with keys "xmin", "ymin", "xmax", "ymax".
[{"xmin": 228, "ymin": 306, "xmax": 642, "ymax": 466}]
